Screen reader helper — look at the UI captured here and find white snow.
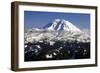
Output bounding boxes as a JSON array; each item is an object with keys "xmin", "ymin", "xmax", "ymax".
[
  {"xmin": 47, "ymin": 19, "xmax": 60, "ymax": 31},
  {"xmin": 35, "ymin": 45, "xmax": 41, "ymax": 49},
  {"xmin": 24, "ymin": 45, "xmax": 27, "ymax": 48},
  {"xmin": 62, "ymin": 20, "xmax": 81, "ymax": 32},
  {"xmin": 46, "ymin": 54, "xmax": 53, "ymax": 59},
  {"xmin": 53, "ymin": 52, "xmax": 57, "ymax": 56},
  {"xmin": 50, "ymin": 41, "xmax": 55, "ymax": 46},
  {"xmin": 46, "ymin": 19, "xmax": 82, "ymax": 33},
  {"xmin": 24, "ymin": 19, "xmax": 90, "ymax": 43}
]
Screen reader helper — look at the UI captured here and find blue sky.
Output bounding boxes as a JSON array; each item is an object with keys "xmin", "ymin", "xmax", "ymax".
[{"xmin": 24, "ymin": 11, "xmax": 90, "ymax": 30}]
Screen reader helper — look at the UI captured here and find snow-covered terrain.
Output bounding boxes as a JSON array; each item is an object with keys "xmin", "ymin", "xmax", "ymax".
[
  {"xmin": 24, "ymin": 19, "xmax": 90, "ymax": 61},
  {"xmin": 25, "ymin": 19, "xmax": 90, "ymax": 43},
  {"xmin": 44, "ymin": 19, "xmax": 82, "ymax": 32}
]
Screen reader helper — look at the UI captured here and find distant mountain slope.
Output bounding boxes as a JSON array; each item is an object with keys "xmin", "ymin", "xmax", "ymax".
[
  {"xmin": 25, "ymin": 19, "xmax": 90, "ymax": 43},
  {"xmin": 44, "ymin": 19, "xmax": 82, "ymax": 32}
]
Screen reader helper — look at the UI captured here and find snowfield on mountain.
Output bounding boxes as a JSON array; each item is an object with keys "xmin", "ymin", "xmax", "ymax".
[
  {"xmin": 24, "ymin": 19, "xmax": 90, "ymax": 61},
  {"xmin": 25, "ymin": 19, "xmax": 90, "ymax": 43}
]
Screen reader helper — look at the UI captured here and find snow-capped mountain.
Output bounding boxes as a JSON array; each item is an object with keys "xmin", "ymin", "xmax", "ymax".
[
  {"xmin": 25, "ymin": 19, "xmax": 90, "ymax": 43},
  {"xmin": 44, "ymin": 19, "xmax": 82, "ymax": 32}
]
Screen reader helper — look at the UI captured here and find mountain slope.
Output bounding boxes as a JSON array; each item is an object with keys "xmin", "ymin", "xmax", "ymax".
[
  {"xmin": 25, "ymin": 19, "xmax": 90, "ymax": 43},
  {"xmin": 44, "ymin": 19, "xmax": 82, "ymax": 32}
]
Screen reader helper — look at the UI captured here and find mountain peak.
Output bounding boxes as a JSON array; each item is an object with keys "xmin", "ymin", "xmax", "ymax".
[
  {"xmin": 44, "ymin": 19, "xmax": 82, "ymax": 33},
  {"xmin": 25, "ymin": 19, "xmax": 90, "ymax": 43},
  {"xmin": 54, "ymin": 19, "xmax": 61, "ymax": 22}
]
